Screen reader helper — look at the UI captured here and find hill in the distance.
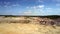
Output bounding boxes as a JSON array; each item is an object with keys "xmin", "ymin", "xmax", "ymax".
[{"xmin": 0, "ymin": 15, "xmax": 60, "ymax": 26}]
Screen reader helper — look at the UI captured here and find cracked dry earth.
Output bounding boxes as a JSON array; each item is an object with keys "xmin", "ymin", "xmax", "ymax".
[{"xmin": 0, "ymin": 23, "xmax": 60, "ymax": 34}]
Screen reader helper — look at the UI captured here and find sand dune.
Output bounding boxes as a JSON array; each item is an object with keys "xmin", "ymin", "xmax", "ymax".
[
  {"xmin": 0, "ymin": 16, "xmax": 60, "ymax": 34},
  {"xmin": 0, "ymin": 23, "xmax": 60, "ymax": 34}
]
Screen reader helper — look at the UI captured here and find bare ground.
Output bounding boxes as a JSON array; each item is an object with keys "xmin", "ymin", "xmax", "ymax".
[
  {"xmin": 0, "ymin": 23, "xmax": 60, "ymax": 34},
  {"xmin": 0, "ymin": 17, "xmax": 60, "ymax": 34}
]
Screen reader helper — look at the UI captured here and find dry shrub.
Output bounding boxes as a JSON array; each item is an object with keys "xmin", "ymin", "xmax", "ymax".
[{"xmin": 7, "ymin": 20, "xmax": 30, "ymax": 24}]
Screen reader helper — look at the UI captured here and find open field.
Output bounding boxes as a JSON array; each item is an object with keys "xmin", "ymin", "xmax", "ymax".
[{"xmin": 0, "ymin": 16, "xmax": 60, "ymax": 34}]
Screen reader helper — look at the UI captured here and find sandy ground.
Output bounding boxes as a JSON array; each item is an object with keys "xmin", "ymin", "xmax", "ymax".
[{"xmin": 0, "ymin": 23, "xmax": 60, "ymax": 34}]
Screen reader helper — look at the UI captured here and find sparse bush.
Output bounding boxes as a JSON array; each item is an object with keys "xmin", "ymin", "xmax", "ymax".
[{"xmin": 7, "ymin": 20, "xmax": 30, "ymax": 23}]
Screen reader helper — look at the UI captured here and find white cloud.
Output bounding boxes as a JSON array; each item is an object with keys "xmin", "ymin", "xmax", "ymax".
[
  {"xmin": 0, "ymin": 5, "xmax": 1, "ymax": 6},
  {"xmin": 0, "ymin": 1, "xmax": 20, "ymax": 8},
  {"xmin": 35, "ymin": 5, "xmax": 45, "ymax": 11},
  {"xmin": 4, "ymin": 5, "xmax": 8, "ymax": 8},
  {"xmin": 23, "ymin": 10, "xmax": 32, "ymax": 15},
  {"xmin": 56, "ymin": 4, "xmax": 60, "ymax": 6},
  {"xmin": 46, "ymin": 7, "xmax": 52, "ymax": 9},
  {"xmin": 24, "ymin": 5, "xmax": 45, "ymax": 15},
  {"xmin": 44, "ymin": 7, "xmax": 60, "ymax": 15},
  {"xmin": 12, "ymin": 4, "xmax": 20, "ymax": 7},
  {"xmin": 4, "ymin": 2, "xmax": 11, "ymax": 5},
  {"xmin": 27, "ymin": 5, "xmax": 44, "ymax": 9},
  {"xmin": 53, "ymin": 0, "xmax": 60, "ymax": 2},
  {"xmin": 37, "ymin": 5, "xmax": 44, "ymax": 8},
  {"xmin": 46, "ymin": 8, "xmax": 53, "ymax": 12},
  {"xmin": 38, "ymin": 0, "xmax": 44, "ymax": 3},
  {"xmin": 26, "ymin": 7, "xmax": 29, "ymax": 8}
]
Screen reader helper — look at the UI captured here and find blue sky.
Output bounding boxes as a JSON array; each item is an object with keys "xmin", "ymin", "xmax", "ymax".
[{"xmin": 0, "ymin": 0, "xmax": 60, "ymax": 15}]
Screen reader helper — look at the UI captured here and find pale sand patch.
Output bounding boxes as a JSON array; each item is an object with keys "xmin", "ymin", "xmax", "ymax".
[{"xmin": 0, "ymin": 23, "xmax": 60, "ymax": 34}]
